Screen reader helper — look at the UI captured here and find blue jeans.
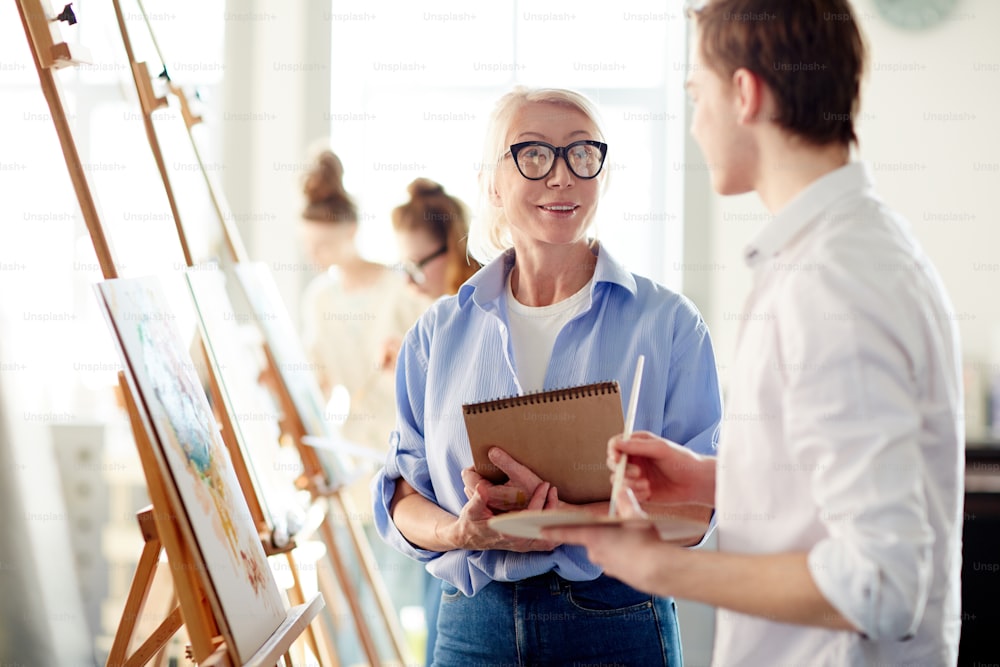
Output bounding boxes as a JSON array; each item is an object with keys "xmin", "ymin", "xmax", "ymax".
[
  {"xmin": 432, "ymin": 572, "xmax": 682, "ymax": 667},
  {"xmin": 424, "ymin": 571, "xmax": 442, "ymax": 666}
]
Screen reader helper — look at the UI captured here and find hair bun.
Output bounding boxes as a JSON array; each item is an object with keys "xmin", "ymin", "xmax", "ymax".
[
  {"xmin": 407, "ymin": 177, "xmax": 445, "ymax": 199},
  {"xmin": 303, "ymin": 150, "xmax": 348, "ymax": 205}
]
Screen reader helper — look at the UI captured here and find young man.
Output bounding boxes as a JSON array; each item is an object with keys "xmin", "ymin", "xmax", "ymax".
[{"xmin": 548, "ymin": 1, "xmax": 964, "ymax": 665}]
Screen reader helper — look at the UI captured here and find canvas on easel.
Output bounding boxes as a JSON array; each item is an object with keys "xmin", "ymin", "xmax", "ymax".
[
  {"xmin": 232, "ymin": 261, "xmax": 357, "ymax": 488},
  {"xmin": 231, "ymin": 260, "xmax": 411, "ymax": 665},
  {"xmin": 185, "ymin": 265, "xmax": 308, "ymax": 544},
  {"xmin": 96, "ymin": 276, "xmax": 287, "ymax": 663}
]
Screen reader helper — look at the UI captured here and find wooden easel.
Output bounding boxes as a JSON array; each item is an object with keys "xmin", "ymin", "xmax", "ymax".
[
  {"xmin": 258, "ymin": 341, "xmax": 410, "ymax": 666},
  {"xmin": 110, "ymin": 371, "xmax": 323, "ymax": 667},
  {"xmin": 104, "ymin": 2, "xmax": 338, "ymax": 660},
  {"xmin": 17, "ymin": 1, "xmax": 325, "ymax": 663},
  {"xmin": 116, "ymin": 4, "xmax": 411, "ymax": 664}
]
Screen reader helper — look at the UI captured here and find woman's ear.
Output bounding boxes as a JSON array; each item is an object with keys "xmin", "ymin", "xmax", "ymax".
[{"xmin": 488, "ymin": 183, "xmax": 503, "ymax": 208}]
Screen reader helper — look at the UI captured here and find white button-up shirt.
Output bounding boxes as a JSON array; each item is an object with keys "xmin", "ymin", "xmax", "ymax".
[{"xmin": 712, "ymin": 163, "xmax": 964, "ymax": 666}]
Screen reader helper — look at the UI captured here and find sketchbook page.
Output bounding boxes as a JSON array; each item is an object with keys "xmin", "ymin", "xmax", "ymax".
[{"xmin": 463, "ymin": 382, "xmax": 624, "ymax": 504}]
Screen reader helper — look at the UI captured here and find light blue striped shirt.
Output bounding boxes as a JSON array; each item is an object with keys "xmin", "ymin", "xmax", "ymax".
[{"xmin": 372, "ymin": 243, "xmax": 723, "ymax": 596}]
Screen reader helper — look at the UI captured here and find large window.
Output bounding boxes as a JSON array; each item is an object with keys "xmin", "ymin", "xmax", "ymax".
[{"xmin": 329, "ymin": 0, "xmax": 689, "ymax": 286}]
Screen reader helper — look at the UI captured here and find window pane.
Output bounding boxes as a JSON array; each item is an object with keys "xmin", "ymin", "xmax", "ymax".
[
  {"xmin": 331, "ymin": 0, "xmax": 515, "ymax": 88},
  {"xmin": 516, "ymin": 1, "xmax": 672, "ymax": 87}
]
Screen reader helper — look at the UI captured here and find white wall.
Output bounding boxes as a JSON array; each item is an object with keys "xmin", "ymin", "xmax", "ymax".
[{"xmin": 689, "ymin": 0, "xmax": 1000, "ymax": 433}]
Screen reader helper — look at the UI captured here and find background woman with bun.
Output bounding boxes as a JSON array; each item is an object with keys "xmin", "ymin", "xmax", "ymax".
[
  {"xmin": 300, "ymin": 149, "xmax": 428, "ymax": 449},
  {"xmin": 298, "ymin": 149, "xmax": 430, "ymax": 662},
  {"xmin": 392, "ymin": 178, "xmax": 480, "ymax": 299}
]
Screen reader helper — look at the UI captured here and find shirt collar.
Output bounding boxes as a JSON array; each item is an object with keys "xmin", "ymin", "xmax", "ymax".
[
  {"xmin": 457, "ymin": 241, "xmax": 637, "ymax": 309},
  {"xmin": 743, "ymin": 162, "xmax": 874, "ymax": 268}
]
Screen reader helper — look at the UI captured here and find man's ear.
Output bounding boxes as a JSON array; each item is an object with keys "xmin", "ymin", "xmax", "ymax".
[{"xmin": 732, "ymin": 67, "xmax": 764, "ymax": 125}]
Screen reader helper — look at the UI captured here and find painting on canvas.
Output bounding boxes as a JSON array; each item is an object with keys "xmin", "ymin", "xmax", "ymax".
[
  {"xmin": 185, "ymin": 266, "xmax": 306, "ymax": 540},
  {"xmin": 232, "ymin": 261, "xmax": 356, "ymax": 487},
  {"xmin": 96, "ymin": 276, "xmax": 286, "ymax": 663}
]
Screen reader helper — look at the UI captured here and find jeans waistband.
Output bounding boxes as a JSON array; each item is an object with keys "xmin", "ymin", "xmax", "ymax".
[{"xmin": 495, "ymin": 571, "xmax": 609, "ymax": 594}]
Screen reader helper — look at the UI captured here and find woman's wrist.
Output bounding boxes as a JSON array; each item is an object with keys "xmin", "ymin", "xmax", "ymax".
[{"xmin": 433, "ymin": 515, "xmax": 460, "ymax": 551}]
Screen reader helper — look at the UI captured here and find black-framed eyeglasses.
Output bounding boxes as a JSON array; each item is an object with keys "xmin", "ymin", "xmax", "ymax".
[
  {"xmin": 402, "ymin": 245, "xmax": 447, "ymax": 285},
  {"xmin": 508, "ymin": 140, "xmax": 608, "ymax": 180}
]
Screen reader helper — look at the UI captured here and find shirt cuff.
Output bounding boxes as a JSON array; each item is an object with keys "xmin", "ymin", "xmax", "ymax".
[{"xmin": 808, "ymin": 536, "xmax": 928, "ymax": 640}]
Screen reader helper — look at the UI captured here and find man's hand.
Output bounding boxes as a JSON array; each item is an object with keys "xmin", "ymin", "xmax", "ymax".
[{"xmin": 609, "ymin": 432, "xmax": 716, "ymax": 507}]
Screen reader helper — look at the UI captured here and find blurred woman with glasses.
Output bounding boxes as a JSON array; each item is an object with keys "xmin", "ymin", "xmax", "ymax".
[
  {"xmin": 393, "ymin": 177, "xmax": 480, "ymax": 298},
  {"xmin": 372, "ymin": 87, "xmax": 724, "ymax": 666}
]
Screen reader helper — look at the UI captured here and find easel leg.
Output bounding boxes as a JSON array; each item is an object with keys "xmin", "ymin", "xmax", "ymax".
[
  {"xmin": 314, "ymin": 556, "xmax": 345, "ymax": 667},
  {"xmin": 332, "ymin": 492, "xmax": 410, "ymax": 665},
  {"xmin": 285, "ymin": 550, "xmax": 338, "ymax": 667},
  {"xmin": 107, "ymin": 509, "xmax": 166, "ymax": 667},
  {"xmin": 318, "ymin": 514, "xmax": 381, "ymax": 666},
  {"xmin": 123, "ymin": 607, "xmax": 184, "ymax": 667},
  {"xmin": 151, "ymin": 595, "xmax": 178, "ymax": 667}
]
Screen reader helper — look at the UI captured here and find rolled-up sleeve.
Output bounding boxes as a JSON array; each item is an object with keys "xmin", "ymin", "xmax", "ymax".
[
  {"xmin": 784, "ymin": 272, "xmax": 934, "ymax": 640},
  {"xmin": 662, "ymin": 302, "xmax": 723, "ymax": 457},
  {"xmin": 371, "ymin": 328, "xmax": 441, "ymax": 563},
  {"xmin": 661, "ymin": 301, "xmax": 723, "ymax": 548}
]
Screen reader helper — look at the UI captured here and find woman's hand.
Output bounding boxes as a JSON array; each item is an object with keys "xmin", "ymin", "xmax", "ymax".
[
  {"xmin": 472, "ymin": 447, "xmax": 559, "ymax": 513},
  {"xmin": 389, "ymin": 454, "xmax": 562, "ymax": 553},
  {"xmin": 377, "ymin": 335, "xmax": 403, "ymax": 371},
  {"xmin": 443, "ymin": 472, "xmax": 561, "ymax": 552}
]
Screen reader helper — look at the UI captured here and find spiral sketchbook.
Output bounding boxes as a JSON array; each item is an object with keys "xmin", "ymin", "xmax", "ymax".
[{"xmin": 463, "ymin": 381, "xmax": 624, "ymax": 504}]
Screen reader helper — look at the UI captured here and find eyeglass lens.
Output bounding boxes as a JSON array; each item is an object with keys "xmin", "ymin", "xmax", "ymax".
[{"xmin": 513, "ymin": 141, "xmax": 606, "ymax": 180}]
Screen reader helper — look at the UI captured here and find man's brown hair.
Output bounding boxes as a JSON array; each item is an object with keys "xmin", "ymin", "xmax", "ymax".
[{"xmin": 691, "ymin": 0, "xmax": 867, "ymax": 146}]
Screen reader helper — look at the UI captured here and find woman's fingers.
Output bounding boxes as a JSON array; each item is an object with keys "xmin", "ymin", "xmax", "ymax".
[
  {"xmin": 526, "ymin": 482, "xmax": 551, "ymax": 510},
  {"xmin": 461, "ymin": 465, "xmax": 485, "ymax": 489},
  {"xmin": 464, "ymin": 481, "xmax": 494, "ymax": 521},
  {"xmin": 488, "ymin": 447, "xmax": 543, "ymax": 488},
  {"xmin": 485, "ymin": 485, "xmax": 528, "ymax": 511}
]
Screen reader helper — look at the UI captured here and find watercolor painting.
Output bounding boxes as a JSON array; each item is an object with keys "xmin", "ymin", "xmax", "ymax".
[
  {"xmin": 185, "ymin": 266, "xmax": 307, "ymax": 541},
  {"xmin": 96, "ymin": 277, "xmax": 286, "ymax": 663},
  {"xmin": 232, "ymin": 261, "xmax": 356, "ymax": 487}
]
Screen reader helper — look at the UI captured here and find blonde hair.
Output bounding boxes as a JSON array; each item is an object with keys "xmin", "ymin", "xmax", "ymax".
[{"xmin": 470, "ymin": 87, "xmax": 610, "ymax": 264}]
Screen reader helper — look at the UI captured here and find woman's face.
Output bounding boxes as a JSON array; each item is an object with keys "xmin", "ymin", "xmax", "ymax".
[
  {"xmin": 300, "ymin": 220, "xmax": 355, "ymax": 269},
  {"xmin": 397, "ymin": 227, "xmax": 448, "ymax": 298},
  {"xmin": 491, "ymin": 101, "xmax": 603, "ymax": 253}
]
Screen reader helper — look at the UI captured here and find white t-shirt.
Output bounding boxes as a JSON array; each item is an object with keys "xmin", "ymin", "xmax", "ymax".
[{"xmin": 505, "ymin": 272, "xmax": 593, "ymax": 393}]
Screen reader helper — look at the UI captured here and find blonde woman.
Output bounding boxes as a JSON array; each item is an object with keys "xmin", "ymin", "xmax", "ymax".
[{"xmin": 373, "ymin": 88, "xmax": 722, "ymax": 666}]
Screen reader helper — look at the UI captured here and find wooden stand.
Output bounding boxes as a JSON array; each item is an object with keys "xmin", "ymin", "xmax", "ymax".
[
  {"xmin": 100, "ymin": 4, "xmax": 342, "ymax": 663},
  {"xmin": 110, "ymin": 372, "xmax": 323, "ymax": 667},
  {"xmin": 113, "ymin": 5, "xmax": 411, "ymax": 659},
  {"xmin": 17, "ymin": 1, "xmax": 330, "ymax": 662},
  {"xmin": 20, "ymin": 0, "xmax": 408, "ymax": 662},
  {"xmin": 16, "ymin": 0, "xmax": 120, "ymax": 278},
  {"xmin": 195, "ymin": 339, "xmax": 338, "ymax": 667},
  {"xmin": 260, "ymin": 346, "xmax": 410, "ymax": 666}
]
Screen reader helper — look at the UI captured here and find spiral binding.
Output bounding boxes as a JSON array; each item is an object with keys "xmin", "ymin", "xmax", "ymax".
[{"xmin": 462, "ymin": 380, "xmax": 621, "ymax": 414}]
